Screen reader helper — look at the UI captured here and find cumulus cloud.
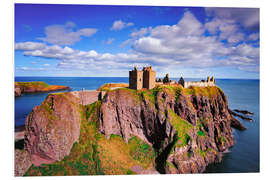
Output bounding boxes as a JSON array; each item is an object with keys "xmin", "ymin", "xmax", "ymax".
[
  {"xmin": 120, "ymin": 27, "xmax": 151, "ymax": 47},
  {"xmin": 248, "ymin": 33, "xmax": 260, "ymax": 41},
  {"xmin": 15, "ymin": 42, "xmax": 46, "ymax": 51},
  {"xmin": 205, "ymin": 8, "xmax": 259, "ymax": 30},
  {"xmin": 38, "ymin": 22, "xmax": 97, "ymax": 45},
  {"xmin": 130, "ymin": 27, "xmax": 150, "ymax": 38},
  {"xmin": 110, "ymin": 20, "xmax": 134, "ymax": 31}
]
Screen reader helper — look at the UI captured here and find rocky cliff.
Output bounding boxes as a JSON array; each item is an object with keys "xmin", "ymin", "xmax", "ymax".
[
  {"xmin": 20, "ymin": 85, "xmax": 245, "ymax": 176},
  {"xmin": 98, "ymin": 86, "xmax": 240, "ymax": 173},
  {"xmin": 24, "ymin": 93, "xmax": 81, "ymax": 166}
]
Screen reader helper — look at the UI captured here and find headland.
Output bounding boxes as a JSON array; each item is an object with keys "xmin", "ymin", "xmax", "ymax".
[
  {"xmin": 14, "ymin": 67, "xmax": 249, "ymax": 176},
  {"xmin": 15, "ymin": 81, "xmax": 70, "ymax": 97}
]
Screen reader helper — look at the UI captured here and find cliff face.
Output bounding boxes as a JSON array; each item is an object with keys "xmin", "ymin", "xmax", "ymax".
[
  {"xmin": 22, "ymin": 85, "xmax": 244, "ymax": 175},
  {"xmin": 98, "ymin": 86, "xmax": 236, "ymax": 173},
  {"xmin": 24, "ymin": 93, "xmax": 81, "ymax": 166}
]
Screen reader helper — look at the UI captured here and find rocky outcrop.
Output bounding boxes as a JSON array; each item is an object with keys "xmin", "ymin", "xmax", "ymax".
[
  {"xmin": 24, "ymin": 92, "xmax": 81, "ymax": 166},
  {"xmin": 98, "ymin": 86, "xmax": 242, "ymax": 173},
  {"xmin": 15, "ymin": 150, "xmax": 32, "ymax": 176},
  {"xmin": 230, "ymin": 109, "xmax": 253, "ymax": 121},
  {"xmin": 15, "ymin": 87, "xmax": 21, "ymax": 97},
  {"xmin": 15, "ymin": 81, "xmax": 70, "ymax": 96}
]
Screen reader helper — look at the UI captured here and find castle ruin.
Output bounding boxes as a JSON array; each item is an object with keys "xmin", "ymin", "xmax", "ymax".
[
  {"xmin": 129, "ymin": 67, "xmax": 215, "ymax": 90},
  {"xmin": 179, "ymin": 76, "xmax": 216, "ymax": 88},
  {"xmin": 129, "ymin": 66, "xmax": 156, "ymax": 90}
]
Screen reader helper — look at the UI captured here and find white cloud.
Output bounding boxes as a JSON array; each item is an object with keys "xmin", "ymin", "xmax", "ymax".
[
  {"xmin": 15, "ymin": 42, "xmax": 46, "ymax": 51},
  {"xmin": 120, "ymin": 27, "xmax": 151, "ymax": 47},
  {"xmin": 205, "ymin": 8, "xmax": 259, "ymax": 30},
  {"xmin": 205, "ymin": 18, "xmax": 245, "ymax": 44},
  {"xmin": 110, "ymin": 20, "xmax": 134, "ymax": 31},
  {"xmin": 104, "ymin": 38, "xmax": 115, "ymax": 45},
  {"xmin": 130, "ymin": 27, "xmax": 150, "ymax": 38},
  {"xmin": 38, "ymin": 22, "xmax": 97, "ymax": 45},
  {"xmin": 16, "ymin": 67, "xmax": 46, "ymax": 71},
  {"xmin": 248, "ymin": 33, "xmax": 259, "ymax": 41}
]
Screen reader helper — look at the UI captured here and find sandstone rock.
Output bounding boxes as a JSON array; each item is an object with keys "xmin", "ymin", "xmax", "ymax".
[
  {"xmin": 24, "ymin": 92, "xmax": 81, "ymax": 166},
  {"xmin": 15, "ymin": 87, "xmax": 21, "ymax": 97},
  {"xmin": 14, "ymin": 150, "xmax": 32, "ymax": 176}
]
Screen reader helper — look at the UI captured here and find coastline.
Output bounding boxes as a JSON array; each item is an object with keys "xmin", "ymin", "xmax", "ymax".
[{"xmin": 14, "ymin": 77, "xmax": 260, "ymax": 174}]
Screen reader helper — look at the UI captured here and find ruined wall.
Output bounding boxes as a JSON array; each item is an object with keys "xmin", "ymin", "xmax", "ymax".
[
  {"xmin": 184, "ymin": 81, "xmax": 215, "ymax": 88},
  {"xmin": 129, "ymin": 70, "xmax": 143, "ymax": 90},
  {"xmin": 71, "ymin": 90, "xmax": 105, "ymax": 105}
]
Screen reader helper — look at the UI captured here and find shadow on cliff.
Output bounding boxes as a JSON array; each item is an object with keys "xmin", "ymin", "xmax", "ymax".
[
  {"xmin": 15, "ymin": 139, "xmax": 25, "ymax": 150},
  {"xmin": 155, "ymin": 135, "xmax": 178, "ymax": 174}
]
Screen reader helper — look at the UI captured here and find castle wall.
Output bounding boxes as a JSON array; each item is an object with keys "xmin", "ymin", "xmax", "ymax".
[
  {"xmin": 184, "ymin": 81, "xmax": 215, "ymax": 88},
  {"xmin": 143, "ymin": 70, "xmax": 156, "ymax": 89},
  {"xmin": 71, "ymin": 90, "xmax": 105, "ymax": 105},
  {"xmin": 129, "ymin": 70, "xmax": 143, "ymax": 90}
]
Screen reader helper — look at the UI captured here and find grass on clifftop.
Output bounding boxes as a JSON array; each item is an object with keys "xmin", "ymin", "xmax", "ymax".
[
  {"xmin": 183, "ymin": 86, "xmax": 222, "ymax": 98},
  {"xmin": 15, "ymin": 81, "xmax": 69, "ymax": 92},
  {"xmin": 97, "ymin": 83, "xmax": 129, "ymax": 91},
  {"xmin": 15, "ymin": 81, "xmax": 49, "ymax": 88}
]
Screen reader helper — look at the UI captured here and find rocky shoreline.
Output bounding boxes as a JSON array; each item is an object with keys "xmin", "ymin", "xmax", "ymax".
[{"xmin": 15, "ymin": 84, "xmax": 249, "ymax": 176}]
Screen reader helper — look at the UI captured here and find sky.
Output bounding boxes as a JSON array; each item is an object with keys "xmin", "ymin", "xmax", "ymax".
[{"xmin": 14, "ymin": 4, "xmax": 260, "ymax": 79}]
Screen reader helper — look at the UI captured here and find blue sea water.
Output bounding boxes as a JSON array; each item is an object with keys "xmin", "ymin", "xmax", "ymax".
[{"xmin": 14, "ymin": 77, "xmax": 259, "ymax": 173}]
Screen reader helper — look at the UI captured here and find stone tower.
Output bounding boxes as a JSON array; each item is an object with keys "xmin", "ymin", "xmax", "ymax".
[
  {"xmin": 178, "ymin": 77, "xmax": 185, "ymax": 87},
  {"xmin": 142, "ymin": 66, "xmax": 156, "ymax": 89},
  {"xmin": 129, "ymin": 66, "xmax": 156, "ymax": 90},
  {"xmin": 129, "ymin": 67, "xmax": 143, "ymax": 90}
]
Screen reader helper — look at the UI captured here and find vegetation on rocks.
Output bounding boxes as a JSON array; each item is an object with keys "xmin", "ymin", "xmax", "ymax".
[
  {"xmin": 15, "ymin": 81, "xmax": 70, "ymax": 96},
  {"xmin": 20, "ymin": 84, "xmax": 243, "ymax": 176}
]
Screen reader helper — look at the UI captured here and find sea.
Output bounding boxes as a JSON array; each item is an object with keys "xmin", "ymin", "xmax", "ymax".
[{"xmin": 14, "ymin": 77, "xmax": 260, "ymax": 173}]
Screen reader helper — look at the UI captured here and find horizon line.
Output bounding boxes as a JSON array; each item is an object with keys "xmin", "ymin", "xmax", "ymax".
[{"xmin": 14, "ymin": 76, "xmax": 260, "ymax": 80}]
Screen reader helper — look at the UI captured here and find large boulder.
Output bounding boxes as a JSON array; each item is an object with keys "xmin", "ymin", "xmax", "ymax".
[{"xmin": 24, "ymin": 93, "xmax": 81, "ymax": 166}]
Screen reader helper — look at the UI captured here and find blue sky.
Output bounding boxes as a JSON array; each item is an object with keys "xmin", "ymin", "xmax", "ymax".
[{"xmin": 15, "ymin": 4, "xmax": 259, "ymax": 79}]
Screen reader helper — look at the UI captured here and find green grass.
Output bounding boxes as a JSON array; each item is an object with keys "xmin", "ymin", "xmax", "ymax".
[
  {"xmin": 183, "ymin": 86, "xmax": 221, "ymax": 98},
  {"xmin": 15, "ymin": 81, "xmax": 49, "ymax": 88},
  {"xmin": 128, "ymin": 136, "xmax": 156, "ymax": 168},
  {"xmin": 167, "ymin": 108, "xmax": 193, "ymax": 147},
  {"xmin": 219, "ymin": 136, "xmax": 227, "ymax": 143},
  {"xmin": 197, "ymin": 130, "xmax": 205, "ymax": 137}
]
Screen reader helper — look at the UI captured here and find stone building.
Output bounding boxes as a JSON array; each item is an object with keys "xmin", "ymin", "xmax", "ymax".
[
  {"xmin": 129, "ymin": 66, "xmax": 156, "ymax": 90},
  {"xmin": 179, "ymin": 76, "xmax": 216, "ymax": 88}
]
